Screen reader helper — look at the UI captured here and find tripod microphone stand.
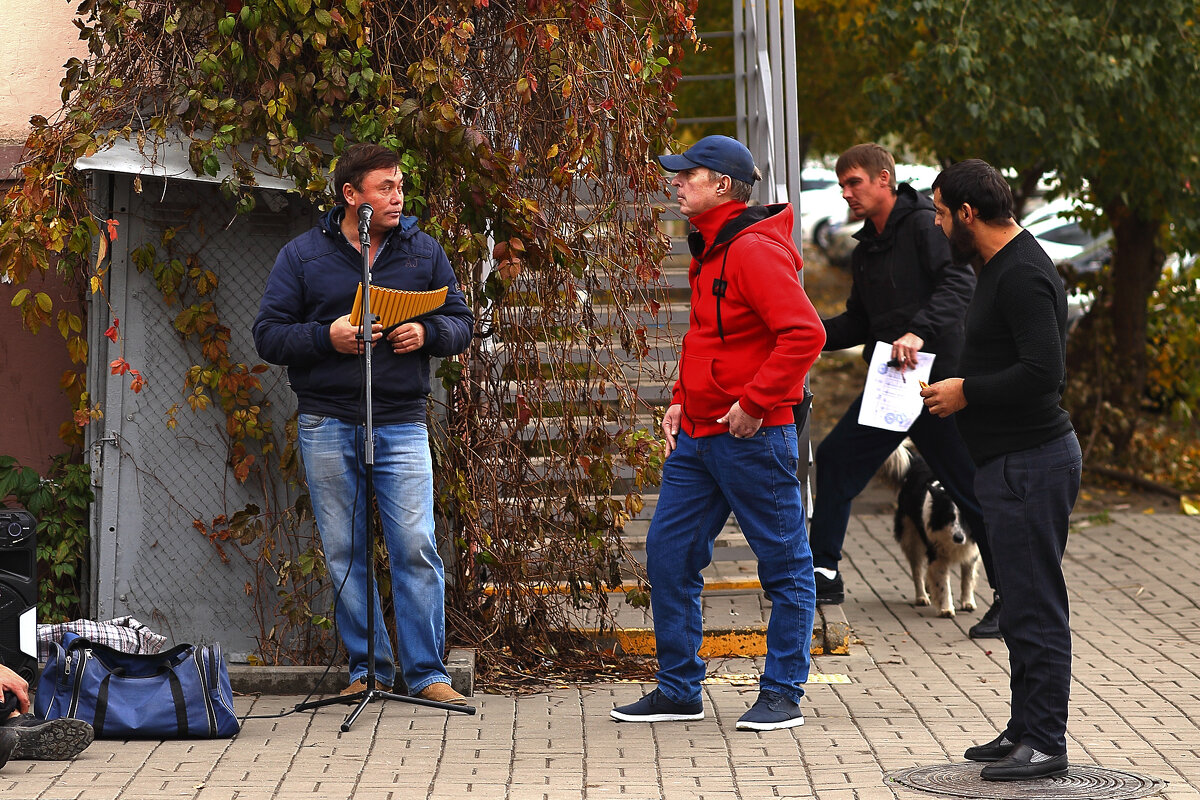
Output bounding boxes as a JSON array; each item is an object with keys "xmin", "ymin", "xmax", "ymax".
[{"xmin": 296, "ymin": 201, "xmax": 476, "ymax": 731}]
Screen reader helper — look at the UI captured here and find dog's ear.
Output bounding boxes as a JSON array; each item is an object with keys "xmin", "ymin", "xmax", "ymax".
[{"xmin": 925, "ymin": 484, "xmax": 961, "ymax": 532}]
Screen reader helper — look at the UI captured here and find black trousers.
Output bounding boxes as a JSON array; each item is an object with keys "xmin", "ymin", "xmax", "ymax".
[{"xmin": 975, "ymin": 431, "xmax": 1081, "ymax": 755}]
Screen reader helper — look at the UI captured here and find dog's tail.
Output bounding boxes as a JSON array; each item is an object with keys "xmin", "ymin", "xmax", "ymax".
[{"xmin": 877, "ymin": 439, "xmax": 915, "ymax": 490}]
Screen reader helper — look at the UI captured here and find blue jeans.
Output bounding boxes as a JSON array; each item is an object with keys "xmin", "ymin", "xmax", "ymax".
[
  {"xmin": 298, "ymin": 415, "xmax": 450, "ymax": 694},
  {"xmin": 647, "ymin": 425, "xmax": 815, "ymax": 705},
  {"xmin": 976, "ymin": 431, "xmax": 1081, "ymax": 756},
  {"xmin": 810, "ymin": 392, "xmax": 996, "ymax": 589}
]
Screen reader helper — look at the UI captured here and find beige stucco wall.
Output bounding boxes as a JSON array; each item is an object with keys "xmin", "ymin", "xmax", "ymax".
[
  {"xmin": 0, "ymin": 0, "xmax": 89, "ymax": 143},
  {"xmin": 1, "ymin": 1, "xmax": 90, "ymax": 471}
]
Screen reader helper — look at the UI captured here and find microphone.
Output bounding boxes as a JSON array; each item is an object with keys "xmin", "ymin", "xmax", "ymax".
[{"xmin": 357, "ymin": 202, "xmax": 373, "ymax": 230}]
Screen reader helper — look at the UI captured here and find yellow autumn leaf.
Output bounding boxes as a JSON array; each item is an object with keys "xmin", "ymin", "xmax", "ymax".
[{"xmin": 90, "ymin": 276, "xmax": 101, "ymax": 294}]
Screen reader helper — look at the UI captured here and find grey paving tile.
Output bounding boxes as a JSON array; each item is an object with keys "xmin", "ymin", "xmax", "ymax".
[{"xmin": 4, "ymin": 513, "xmax": 1198, "ymax": 798}]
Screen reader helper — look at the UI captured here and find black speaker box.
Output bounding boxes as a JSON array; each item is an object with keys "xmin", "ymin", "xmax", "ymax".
[{"xmin": 0, "ymin": 509, "xmax": 38, "ymax": 684}]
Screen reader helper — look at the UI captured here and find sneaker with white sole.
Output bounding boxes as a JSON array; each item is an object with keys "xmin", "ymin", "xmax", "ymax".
[
  {"xmin": 735, "ymin": 690, "xmax": 804, "ymax": 731},
  {"xmin": 610, "ymin": 688, "xmax": 704, "ymax": 722}
]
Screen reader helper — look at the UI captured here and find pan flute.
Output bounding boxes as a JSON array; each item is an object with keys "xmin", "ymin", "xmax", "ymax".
[{"xmin": 348, "ymin": 284, "xmax": 448, "ymax": 331}]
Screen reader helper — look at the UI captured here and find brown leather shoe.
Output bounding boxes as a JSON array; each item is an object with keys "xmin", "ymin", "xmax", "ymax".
[
  {"xmin": 415, "ymin": 682, "xmax": 467, "ymax": 704},
  {"xmin": 340, "ymin": 678, "xmax": 390, "ymax": 696}
]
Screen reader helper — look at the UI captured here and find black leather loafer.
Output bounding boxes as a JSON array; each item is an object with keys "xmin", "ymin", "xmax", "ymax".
[
  {"xmin": 980, "ymin": 743, "xmax": 1068, "ymax": 781},
  {"xmin": 964, "ymin": 732, "xmax": 1016, "ymax": 762}
]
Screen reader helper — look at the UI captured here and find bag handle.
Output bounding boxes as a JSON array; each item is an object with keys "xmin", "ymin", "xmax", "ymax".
[
  {"xmin": 66, "ymin": 635, "xmax": 196, "ymax": 672},
  {"xmin": 93, "ymin": 671, "xmax": 189, "ymax": 738}
]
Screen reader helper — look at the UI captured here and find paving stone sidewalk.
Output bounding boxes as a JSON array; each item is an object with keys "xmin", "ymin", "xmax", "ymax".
[{"xmin": 4, "ymin": 512, "xmax": 1199, "ymax": 799}]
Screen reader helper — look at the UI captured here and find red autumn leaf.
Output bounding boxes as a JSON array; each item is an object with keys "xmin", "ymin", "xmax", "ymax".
[
  {"xmin": 110, "ymin": 357, "xmax": 130, "ymax": 375},
  {"xmin": 129, "ymin": 369, "xmax": 145, "ymax": 393},
  {"xmin": 104, "ymin": 318, "xmax": 120, "ymax": 342},
  {"xmin": 515, "ymin": 394, "xmax": 532, "ymax": 428},
  {"xmin": 233, "ymin": 455, "xmax": 252, "ymax": 483},
  {"xmin": 106, "ymin": 218, "xmax": 120, "ymax": 242}
]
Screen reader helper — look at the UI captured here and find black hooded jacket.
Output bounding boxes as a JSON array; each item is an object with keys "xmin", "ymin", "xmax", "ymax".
[{"xmin": 821, "ymin": 183, "xmax": 975, "ymax": 380}]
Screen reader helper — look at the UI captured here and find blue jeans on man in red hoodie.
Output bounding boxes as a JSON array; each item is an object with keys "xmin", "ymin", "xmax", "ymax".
[{"xmin": 646, "ymin": 424, "xmax": 815, "ymax": 706}]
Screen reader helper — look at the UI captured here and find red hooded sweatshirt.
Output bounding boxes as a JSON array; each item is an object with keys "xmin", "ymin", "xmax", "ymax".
[{"xmin": 672, "ymin": 201, "xmax": 826, "ymax": 438}]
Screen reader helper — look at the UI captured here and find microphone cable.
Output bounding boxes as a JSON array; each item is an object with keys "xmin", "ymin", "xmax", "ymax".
[{"xmin": 241, "ymin": 280, "xmax": 377, "ymax": 722}]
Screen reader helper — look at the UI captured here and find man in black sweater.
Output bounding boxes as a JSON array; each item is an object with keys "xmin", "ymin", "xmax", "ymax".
[
  {"xmin": 811, "ymin": 144, "xmax": 1001, "ymax": 637},
  {"xmin": 923, "ymin": 159, "xmax": 1081, "ymax": 781}
]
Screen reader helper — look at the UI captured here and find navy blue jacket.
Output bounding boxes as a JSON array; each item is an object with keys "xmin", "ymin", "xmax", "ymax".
[{"xmin": 253, "ymin": 207, "xmax": 474, "ymax": 425}]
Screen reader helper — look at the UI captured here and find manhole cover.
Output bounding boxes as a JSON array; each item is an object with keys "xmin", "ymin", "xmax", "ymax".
[{"xmin": 885, "ymin": 762, "xmax": 1166, "ymax": 800}]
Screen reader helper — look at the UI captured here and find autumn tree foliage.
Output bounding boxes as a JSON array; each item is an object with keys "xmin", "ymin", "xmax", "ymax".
[
  {"xmin": 1, "ymin": 0, "xmax": 696, "ymax": 668},
  {"xmin": 865, "ymin": 0, "xmax": 1200, "ymax": 448}
]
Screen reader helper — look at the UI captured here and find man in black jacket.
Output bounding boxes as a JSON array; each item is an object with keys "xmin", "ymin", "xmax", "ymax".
[{"xmin": 810, "ymin": 144, "xmax": 1000, "ymax": 637}]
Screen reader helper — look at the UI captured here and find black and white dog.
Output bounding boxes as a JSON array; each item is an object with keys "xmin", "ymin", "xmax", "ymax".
[{"xmin": 880, "ymin": 441, "xmax": 979, "ymax": 617}]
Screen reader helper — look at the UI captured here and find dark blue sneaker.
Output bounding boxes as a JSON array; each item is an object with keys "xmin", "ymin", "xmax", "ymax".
[
  {"xmin": 735, "ymin": 690, "xmax": 804, "ymax": 731},
  {"xmin": 610, "ymin": 688, "xmax": 704, "ymax": 722}
]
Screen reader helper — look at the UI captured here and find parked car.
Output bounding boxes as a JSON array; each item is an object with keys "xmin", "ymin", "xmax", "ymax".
[
  {"xmin": 1024, "ymin": 201, "xmax": 1111, "ymax": 266},
  {"xmin": 798, "ymin": 166, "xmax": 848, "ymax": 244}
]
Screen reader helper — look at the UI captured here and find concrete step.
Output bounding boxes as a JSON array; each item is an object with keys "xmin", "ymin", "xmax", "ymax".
[{"xmin": 227, "ymin": 647, "xmax": 477, "ymax": 696}]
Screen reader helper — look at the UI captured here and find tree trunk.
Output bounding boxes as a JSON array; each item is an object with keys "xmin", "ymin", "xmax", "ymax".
[
  {"xmin": 1101, "ymin": 200, "xmax": 1162, "ymax": 447},
  {"xmin": 1011, "ymin": 165, "xmax": 1045, "ymax": 221}
]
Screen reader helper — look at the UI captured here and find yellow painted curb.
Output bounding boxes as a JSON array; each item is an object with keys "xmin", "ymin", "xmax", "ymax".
[
  {"xmin": 576, "ymin": 623, "xmax": 842, "ymax": 658},
  {"xmin": 606, "ymin": 627, "xmax": 770, "ymax": 658},
  {"xmin": 481, "ymin": 577, "xmax": 763, "ymax": 596}
]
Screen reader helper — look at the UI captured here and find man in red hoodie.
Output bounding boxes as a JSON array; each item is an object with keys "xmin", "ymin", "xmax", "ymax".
[{"xmin": 610, "ymin": 136, "xmax": 826, "ymax": 731}]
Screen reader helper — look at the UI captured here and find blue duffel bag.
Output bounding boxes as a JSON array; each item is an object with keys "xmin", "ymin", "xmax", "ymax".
[{"xmin": 35, "ymin": 632, "xmax": 240, "ymax": 739}]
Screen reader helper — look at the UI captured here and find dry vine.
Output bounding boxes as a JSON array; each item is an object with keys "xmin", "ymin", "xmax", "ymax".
[{"xmin": 1, "ymin": 0, "xmax": 696, "ymax": 675}]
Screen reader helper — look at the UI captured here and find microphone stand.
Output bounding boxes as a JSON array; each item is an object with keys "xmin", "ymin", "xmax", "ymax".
[{"xmin": 296, "ymin": 203, "xmax": 476, "ymax": 731}]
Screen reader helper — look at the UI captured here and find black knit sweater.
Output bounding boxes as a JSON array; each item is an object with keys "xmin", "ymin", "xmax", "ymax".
[{"xmin": 956, "ymin": 230, "xmax": 1074, "ymax": 464}]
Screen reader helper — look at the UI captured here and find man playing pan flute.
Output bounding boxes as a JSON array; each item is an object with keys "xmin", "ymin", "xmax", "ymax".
[{"xmin": 253, "ymin": 143, "xmax": 474, "ymax": 703}]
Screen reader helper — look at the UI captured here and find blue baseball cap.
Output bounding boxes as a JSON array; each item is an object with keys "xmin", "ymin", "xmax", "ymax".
[{"xmin": 658, "ymin": 135, "xmax": 758, "ymax": 184}]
